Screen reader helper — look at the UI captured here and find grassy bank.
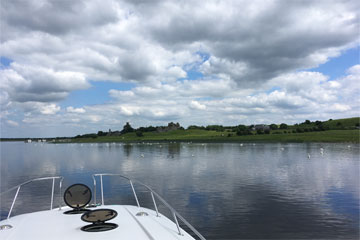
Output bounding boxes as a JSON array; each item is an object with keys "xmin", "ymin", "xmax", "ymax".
[
  {"xmin": 70, "ymin": 129, "xmax": 359, "ymax": 143},
  {"xmin": 3, "ymin": 117, "xmax": 357, "ymax": 143}
]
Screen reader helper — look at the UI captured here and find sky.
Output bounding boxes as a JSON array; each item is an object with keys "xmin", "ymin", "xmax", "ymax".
[{"xmin": 0, "ymin": 0, "xmax": 359, "ymax": 138}]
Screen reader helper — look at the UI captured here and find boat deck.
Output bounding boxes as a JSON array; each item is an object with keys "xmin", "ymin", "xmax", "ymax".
[{"xmin": 0, "ymin": 205, "xmax": 194, "ymax": 240}]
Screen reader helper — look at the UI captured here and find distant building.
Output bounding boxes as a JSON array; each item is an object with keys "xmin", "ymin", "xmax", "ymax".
[
  {"xmin": 253, "ymin": 124, "xmax": 270, "ymax": 131},
  {"xmin": 157, "ymin": 122, "xmax": 181, "ymax": 133},
  {"xmin": 107, "ymin": 129, "xmax": 121, "ymax": 136}
]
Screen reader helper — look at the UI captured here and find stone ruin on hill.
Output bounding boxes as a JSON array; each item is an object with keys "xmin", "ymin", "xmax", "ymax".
[{"xmin": 156, "ymin": 122, "xmax": 181, "ymax": 133}]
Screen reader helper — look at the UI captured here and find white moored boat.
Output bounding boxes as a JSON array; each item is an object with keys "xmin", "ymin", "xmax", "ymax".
[{"xmin": 0, "ymin": 174, "xmax": 206, "ymax": 240}]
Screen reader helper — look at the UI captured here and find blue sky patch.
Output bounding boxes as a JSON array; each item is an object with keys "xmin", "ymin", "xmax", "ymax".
[
  {"xmin": 266, "ymin": 86, "xmax": 281, "ymax": 94},
  {"xmin": 196, "ymin": 51, "xmax": 210, "ymax": 62},
  {"xmin": 179, "ymin": 51, "xmax": 210, "ymax": 81},
  {"xmin": 311, "ymin": 47, "xmax": 359, "ymax": 80},
  {"xmin": 0, "ymin": 56, "xmax": 13, "ymax": 68},
  {"xmin": 61, "ymin": 81, "xmax": 136, "ymax": 108},
  {"xmin": 186, "ymin": 69, "xmax": 204, "ymax": 80},
  {"xmin": 195, "ymin": 97, "xmax": 214, "ymax": 101}
]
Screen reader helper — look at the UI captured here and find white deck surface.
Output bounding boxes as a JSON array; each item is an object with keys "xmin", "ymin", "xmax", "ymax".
[{"xmin": 0, "ymin": 205, "xmax": 195, "ymax": 240}]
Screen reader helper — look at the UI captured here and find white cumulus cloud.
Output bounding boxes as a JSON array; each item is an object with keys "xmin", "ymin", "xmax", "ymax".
[
  {"xmin": 0, "ymin": 0, "xmax": 359, "ymax": 137},
  {"xmin": 6, "ymin": 120, "xmax": 19, "ymax": 127},
  {"xmin": 66, "ymin": 107, "xmax": 86, "ymax": 114},
  {"xmin": 190, "ymin": 100, "xmax": 206, "ymax": 110}
]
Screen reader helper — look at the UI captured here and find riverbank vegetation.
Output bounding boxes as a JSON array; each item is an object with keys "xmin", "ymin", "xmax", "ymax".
[
  {"xmin": 69, "ymin": 117, "xmax": 359, "ymax": 143},
  {"xmin": 2, "ymin": 117, "xmax": 358, "ymax": 143},
  {"xmin": 70, "ymin": 129, "xmax": 358, "ymax": 143}
]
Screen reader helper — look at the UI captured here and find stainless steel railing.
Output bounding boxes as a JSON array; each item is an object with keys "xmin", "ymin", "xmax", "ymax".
[
  {"xmin": 0, "ymin": 176, "xmax": 64, "ymax": 219},
  {"xmin": 92, "ymin": 173, "xmax": 206, "ymax": 240}
]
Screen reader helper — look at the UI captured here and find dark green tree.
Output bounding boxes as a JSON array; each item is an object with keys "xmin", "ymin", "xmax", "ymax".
[
  {"xmin": 315, "ymin": 120, "xmax": 322, "ymax": 125},
  {"xmin": 256, "ymin": 129, "xmax": 264, "ymax": 134},
  {"xmin": 236, "ymin": 125, "xmax": 251, "ymax": 136},
  {"xmin": 206, "ymin": 125, "xmax": 225, "ymax": 131},
  {"xmin": 187, "ymin": 125, "xmax": 205, "ymax": 130},
  {"xmin": 296, "ymin": 128, "xmax": 304, "ymax": 133},
  {"xmin": 121, "ymin": 122, "xmax": 134, "ymax": 134},
  {"xmin": 138, "ymin": 126, "xmax": 156, "ymax": 132},
  {"xmin": 97, "ymin": 131, "xmax": 106, "ymax": 136},
  {"xmin": 236, "ymin": 125, "xmax": 247, "ymax": 131},
  {"xmin": 279, "ymin": 123, "xmax": 288, "ymax": 129}
]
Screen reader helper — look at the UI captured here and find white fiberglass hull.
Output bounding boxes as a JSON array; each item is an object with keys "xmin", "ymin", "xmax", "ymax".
[{"xmin": 0, "ymin": 205, "xmax": 195, "ymax": 240}]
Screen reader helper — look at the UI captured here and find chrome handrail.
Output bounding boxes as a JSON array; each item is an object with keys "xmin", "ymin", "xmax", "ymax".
[
  {"xmin": 92, "ymin": 173, "xmax": 206, "ymax": 240},
  {"xmin": 0, "ymin": 176, "xmax": 64, "ymax": 219}
]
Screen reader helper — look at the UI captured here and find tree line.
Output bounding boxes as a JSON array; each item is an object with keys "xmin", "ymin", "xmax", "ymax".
[{"xmin": 74, "ymin": 118, "xmax": 359, "ymax": 138}]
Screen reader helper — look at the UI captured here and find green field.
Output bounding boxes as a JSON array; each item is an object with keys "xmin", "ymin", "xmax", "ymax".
[
  {"xmin": 322, "ymin": 117, "xmax": 359, "ymax": 130},
  {"xmin": 67, "ymin": 117, "xmax": 359, "ymax": 143},
  {"xmin": 2, "ymin": 117, "xmax": 357, "ymax": 143},
  {"xmin": 69, "ymin": 129, "xmax": 359, "ymax": 143},
  {"xmin": 285, "ymin": 117, "xmax": 360, "ymax": 131}
]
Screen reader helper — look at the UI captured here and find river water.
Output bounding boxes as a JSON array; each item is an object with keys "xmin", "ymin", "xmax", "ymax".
[{"xmin": 0, "ymin": 141, "xmax": 359, "ymax": 239}]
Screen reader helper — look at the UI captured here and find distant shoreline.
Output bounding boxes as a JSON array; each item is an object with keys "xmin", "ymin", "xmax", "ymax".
[
  {"xmin": 5, "ymin": 129, "xmax": 347, "ymax": 143},
  {"xmin": 2, "ymin": 117, "xmax": 359, "ymax": 144}
]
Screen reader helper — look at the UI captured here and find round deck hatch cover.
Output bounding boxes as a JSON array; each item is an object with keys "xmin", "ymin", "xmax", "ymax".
[
  {"xmin": 81, "ymin": 223, "xmax": 118, "ymax": 232},
  {"xmin": 64, "ymin": 183, "xmax": 92, "ymax": 209},
  {"xmin": 81, "ymin": 209, "xmax": 118, "ymax": 223},
  {"xmin": 81, "ymin": 209, "xmax": 118, "ymax": 232}
]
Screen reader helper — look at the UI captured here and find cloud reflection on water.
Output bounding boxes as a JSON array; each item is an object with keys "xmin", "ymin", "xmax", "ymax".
[{"xmin": 0, "ymin": 142, "xmax": 358, "ymax": 238}]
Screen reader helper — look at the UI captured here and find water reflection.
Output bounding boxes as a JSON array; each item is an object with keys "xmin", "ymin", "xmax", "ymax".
[{"xmin": 0, "ymin": 142, "xmax": 359, "ymax": 239}]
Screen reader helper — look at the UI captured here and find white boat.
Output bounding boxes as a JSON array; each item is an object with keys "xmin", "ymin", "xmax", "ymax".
[{"xmin": 0, "ymin": 174, "xmax": 206, "ymax": 240}]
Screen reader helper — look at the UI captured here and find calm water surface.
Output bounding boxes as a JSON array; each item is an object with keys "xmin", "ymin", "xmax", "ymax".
[{"xmin": 0, "ymin": 142, "xmax": 359, "ymax": 239}]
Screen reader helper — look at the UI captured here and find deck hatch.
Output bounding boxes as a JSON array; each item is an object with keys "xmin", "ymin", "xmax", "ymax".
[
  {"xmin": 63, "ymin": 183, "xmax": 92, "ymax": 214},
  {"xmin": 81, "ymin": 209, "xmax": 118, "ymax": 232}
]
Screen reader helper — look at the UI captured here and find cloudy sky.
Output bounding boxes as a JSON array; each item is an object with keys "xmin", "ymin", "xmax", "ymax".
[{"xmin": 0, "ymin": 0, "xmax": 359, "ymax": 137}]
